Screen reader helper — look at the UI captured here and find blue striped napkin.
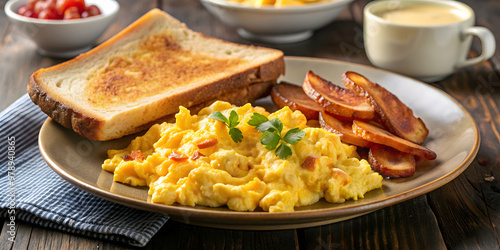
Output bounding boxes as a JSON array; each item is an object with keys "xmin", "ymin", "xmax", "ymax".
[{"xmin": 0, "ymin": 94, "xmax": 169, "ymax": 247}]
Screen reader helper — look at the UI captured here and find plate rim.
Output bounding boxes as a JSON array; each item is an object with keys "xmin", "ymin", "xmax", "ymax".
[{"xmin": 38, "ymin": 56, "xmax": 480, "ymax": 229}]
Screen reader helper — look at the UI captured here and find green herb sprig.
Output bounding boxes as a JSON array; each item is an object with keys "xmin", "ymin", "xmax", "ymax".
[
  {"xmin": 208, "ymin": 110, "xmax": 243, "ymax": 143},
  {"xmin": 248, "ymin": 113, "xmax": 305, "ymax": 159}
]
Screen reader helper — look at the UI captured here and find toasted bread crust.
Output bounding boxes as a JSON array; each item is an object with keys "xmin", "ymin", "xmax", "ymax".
[
  {"xmin": 28, "ymin": 76, "xmax": 104, "ymax": 140},
  {"xmin": 27, "ymin": 9, "xmax": 284, "ymax": 141},
  {"xmin": 28, "ymin": 76, "xmax": 274, "ymax": 140}
]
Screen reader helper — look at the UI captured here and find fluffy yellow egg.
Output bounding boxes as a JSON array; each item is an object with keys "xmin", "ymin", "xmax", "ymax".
[{"xmin": 102, "ymin": 101, "xmax": 382, "ymax": 212}]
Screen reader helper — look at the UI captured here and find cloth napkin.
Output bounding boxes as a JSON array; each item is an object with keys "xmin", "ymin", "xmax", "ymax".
[{"xmin": 0, "ymin": 94, "xmax": 169, "ymax": 247}]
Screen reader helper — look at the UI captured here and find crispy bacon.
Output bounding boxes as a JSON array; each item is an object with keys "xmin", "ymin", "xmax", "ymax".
[
  {"xmin": 353, "ymin": 120, "xmax": 436, "ymax": 160},
  {"xmin": 342, "ymin": 71, "xmax": 429, "ymax": 144},
  {"xmin": 197, "ymin": 138, "xmax": 218, "ymax": 149},
  {"xmin": 303, "ymin": 70, "xmax": 375, "ymax": 120},
  {"xmin": 191, "ymin": 151, "xmax": 205, "ymax": 160},
  {"xmin": 271, "ymin": 81, "xmax": 323, "ymax": 120},
  {"xmin": 369, "ymin": 144, "xmax": 416, "ymax": 178},
  {"xmin": 123, "ymin": 154, "xmax": 134, "ymax": 161},
  {"xmin": 319, "ymin": 111, "xmax": 373, "ymax": 148},
  {"xmin": 301, "ymin": 155, "xmax": 318, "ymax": 171},
  {"xmin": 123, "ymin": 150, "xmax": 144, "ymax": 161},
  {"xmin": 168, "ymin": 151, "xmax": 188, "ymax": 161}
]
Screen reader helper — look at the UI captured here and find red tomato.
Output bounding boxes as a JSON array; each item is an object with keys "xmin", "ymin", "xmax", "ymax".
[
  {"xmin": 26, "ymin": 0, "xmax": 39, "ymax": 9},
  {"xmin": 33, "ymin": 0, "xmax": 55, "ymax": 14},
  {"xmin": 56, "ymin": 0, "xmax": 86, "ymax": 16},
  {"xmin": 19, "ymin": 0, "xmax": 97, "ymax": 20},
  {"xmin": 29, "ymin": 11, "xmax": 39, "ymax": 18},
  {"xmin": 33, "ymin": 1, "xmax": 45, "ymax": 14},
  {"xmin": 17, "ymin": 4, "xmax": 30, "ymax": 15},
  {"xmin": 63, "ymin": 6, "xmax": 81, "ymax": 19},
  {"xmin": 45, "ymin": 0, "xmax": 57, "ymax": 10},
  {"xmin": 85, "ymin": 4, "xmax": 101, "ymax": 17},
  {"xmin": 38, "ymin": 8, "xmax": 59, "ymax": 19},
  {"xmin": 17, "ymin": 4, "xmax": 38, "ymax": 18}
]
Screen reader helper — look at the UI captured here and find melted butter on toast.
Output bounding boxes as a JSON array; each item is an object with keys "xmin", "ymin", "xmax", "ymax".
[{"xmin": 85, "ymin": 34, "xmax": 245, "ymax": 108}]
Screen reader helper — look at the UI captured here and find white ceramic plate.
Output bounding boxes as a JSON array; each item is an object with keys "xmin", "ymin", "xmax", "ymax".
[{"xmin": 39, "ymin": 56, "xmax": 479, "ymax": 230}]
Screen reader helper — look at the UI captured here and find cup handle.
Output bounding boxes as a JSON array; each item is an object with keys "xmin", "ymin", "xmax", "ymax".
[{"xmin": 455, "ymin": 26, "xmax": 496, "ymax": 69}]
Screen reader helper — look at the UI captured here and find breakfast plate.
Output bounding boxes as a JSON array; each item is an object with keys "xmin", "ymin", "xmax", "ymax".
[{"xmin": 39, "ymin": 56, "xmax": 479, "ymax": 230}]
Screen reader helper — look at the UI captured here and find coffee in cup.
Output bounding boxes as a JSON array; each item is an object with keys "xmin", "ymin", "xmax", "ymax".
[{"xmin": 364, "ymin": 0, "xmax": 496, "ymax": 81}]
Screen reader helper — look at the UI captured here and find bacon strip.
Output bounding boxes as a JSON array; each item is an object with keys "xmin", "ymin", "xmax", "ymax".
[
  {"xmin": 123, "ymin": 150, "xmax": 144, "ymax": 161},
  {"xmin": 271, "ymin": 81, "xmax": 323, "ymax": 120},
  {"xmin": 319, "ymin": 111, "xmax": 373, "ymax": 148},
  {"xmin": 369, "ymin": 144, "xmax": 416, "ymax": 178},
  {"xmin": 342, "ymin": 71, "xmax": 429, "ymax": 144},
  {"xmin": 304, "ymin": 70, "xmax": 375, "ymax": 120},
  {"xmin": 168, "ymin": 151, "xmax": 188, "ymax": 161},
  {"xmin": 197, "ymin": 138, "xmax": 218, "ymax": 149},
  {"xmin": 353, "ymin": 120, "xmax": 436, "ymax": 160}
]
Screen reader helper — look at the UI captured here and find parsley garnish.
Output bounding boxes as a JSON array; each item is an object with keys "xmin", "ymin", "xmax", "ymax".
[
  {"xmin": 248, "ymin": 113, "xmax": 306, "ymax": 159},
  {"xmin": 209, "ymin": 110, "xmax": 243, "ymax": 143}
]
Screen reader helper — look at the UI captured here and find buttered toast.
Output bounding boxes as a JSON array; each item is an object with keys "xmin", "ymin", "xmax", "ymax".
[{"xmin": 28, "ymin": 9, "xmax": 284, "ymax": 141}]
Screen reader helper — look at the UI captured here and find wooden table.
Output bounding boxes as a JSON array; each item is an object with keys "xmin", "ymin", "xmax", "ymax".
[{"xmin": 1, "ymin": 0, "xmax": 499, "ymax": 249}]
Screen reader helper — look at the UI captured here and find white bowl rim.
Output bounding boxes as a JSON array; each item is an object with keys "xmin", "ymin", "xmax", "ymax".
[
  {"xmin": 364, "ymin": 0, "xmax": 474, "ymax": 28},
  {"xmin": 200, "ymin": 0, "xmax": 353, "ymax": 13},
  {"xmin": 5, "ymin": 0, "xmax": 119, "ymax": 25}
]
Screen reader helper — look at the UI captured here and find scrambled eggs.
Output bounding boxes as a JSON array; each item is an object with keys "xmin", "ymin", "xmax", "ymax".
[
  {"xmin": 102, "ymin": 101, "xmax": 382, "ymax": 212},
  {"xmin": 228, "ymin": 0, "xmax": 331, "ymax": 7}
]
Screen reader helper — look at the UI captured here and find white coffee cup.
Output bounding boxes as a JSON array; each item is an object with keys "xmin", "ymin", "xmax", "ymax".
[{"xmin": 364, "ymin": 0, "xmax": 496, "ymax": 81}]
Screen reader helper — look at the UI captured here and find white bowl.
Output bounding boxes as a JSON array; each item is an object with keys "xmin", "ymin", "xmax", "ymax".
[
  {"xmin": 200, "ymin": 0, "xmax": 353, "ymax": 44},
  {"xmin": 5, "ymin": 0, "xmax": 119, "ymax": 58}
]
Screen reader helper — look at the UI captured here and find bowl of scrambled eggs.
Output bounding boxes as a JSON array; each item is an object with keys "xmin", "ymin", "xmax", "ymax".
[
  {"xmin": 200, "ymin": 0, "xmax": 354, "ymax": 43},
  {"xmin": 103, "ymin": 101, "xmax": 382, "ymax": 213}
]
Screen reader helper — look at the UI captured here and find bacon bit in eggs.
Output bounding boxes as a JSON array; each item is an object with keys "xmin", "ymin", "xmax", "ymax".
[
  {"xmin": 123, "ymin": 150, "xmax": 144, "ymax": 161},
  {"xmin": 196, "ymin": 138, "xmax": 218, "ymax": 149},
  {"xmin": 191, "ymin": 151, "xmax": 205, "ymax": 160},
  {"xmin": 123, "ymin": 154, "xmax": 133, "ymax": 161},
  {"xmin": 301, "ymin": 155, "xmax": 318, "ymax": 171},
  {"xmin": 168, "ymin": 151, "xmax": 188, "ymax": 161}
]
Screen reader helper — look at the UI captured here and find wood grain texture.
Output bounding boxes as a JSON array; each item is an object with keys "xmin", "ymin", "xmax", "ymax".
[
  {"xmin": 151, "ymin": 221, "xmax": 299, "ymax": 250},
  {"xmin": 0, "ymin": 219, "xmax": 15, "ymax": 250},
  {"xmin": 427, "ymin": 58, "xmax": 500, "ymax": 248},
  {"xmin": 1, "ymin": 0, "xmax": 500, "ymax": 249},
  {"xmin": 461, "ymin": 0, "xmax": 500, "ymax": 75},
  {"xmin": 299, "ymin": 196, "xmax": 446, "ymax": 250}
]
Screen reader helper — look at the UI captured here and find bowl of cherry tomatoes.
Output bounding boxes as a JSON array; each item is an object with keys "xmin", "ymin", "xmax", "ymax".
[{"xmin": 5, "ymin": 0, "xmax": 119, "ymax": 58}]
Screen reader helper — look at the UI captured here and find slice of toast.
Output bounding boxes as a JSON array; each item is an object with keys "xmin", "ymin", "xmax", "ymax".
[{"xmin": 28, "ymin": 9, "xmax": 284, "ymax": 141}]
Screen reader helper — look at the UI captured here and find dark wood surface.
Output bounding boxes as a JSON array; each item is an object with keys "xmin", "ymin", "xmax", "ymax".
[{"xmin": 1, "ymin": 0, "xmax": 499, "ymax": 249}]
